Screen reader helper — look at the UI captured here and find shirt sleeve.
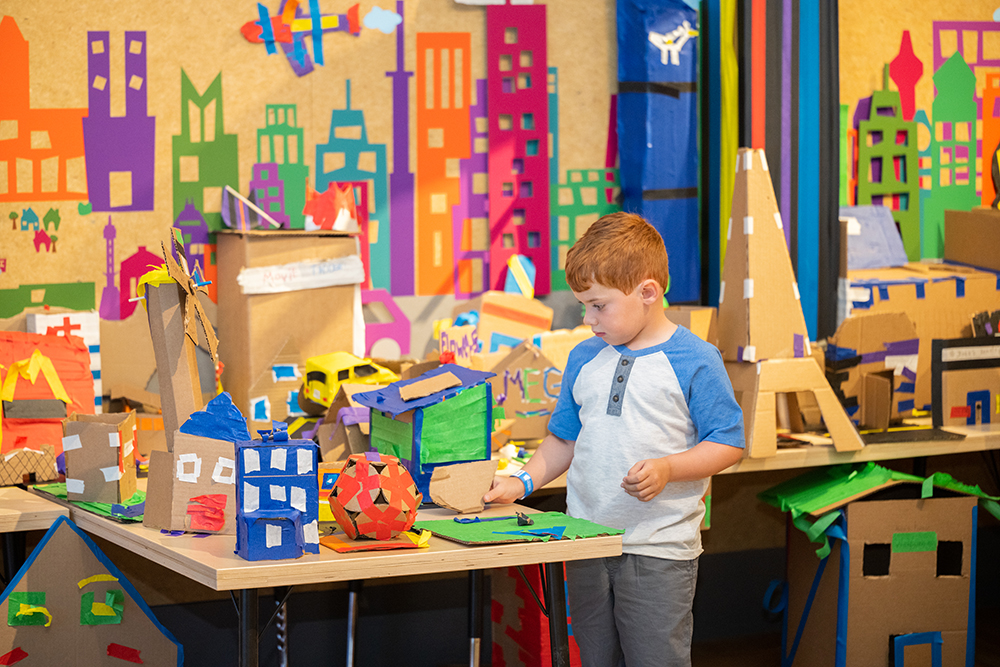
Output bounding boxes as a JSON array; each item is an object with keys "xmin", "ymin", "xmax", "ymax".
[
  {"xmin": 683, "ymin": 346, "xmax": 746, "ymax": 448},
  {"xmin": 546, "ymin": 340, "xmax": 596, "ymax": 442}
]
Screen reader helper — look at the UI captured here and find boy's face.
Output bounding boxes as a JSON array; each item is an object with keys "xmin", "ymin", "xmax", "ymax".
[{"xmin": 573, "ymin": 281, "xmax": 649, "ymax": 348}]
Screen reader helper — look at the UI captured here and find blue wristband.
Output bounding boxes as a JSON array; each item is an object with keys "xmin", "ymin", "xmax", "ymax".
[{"xmin": 512, "ymin": 470, "xmax": 534, "ymax": 499}]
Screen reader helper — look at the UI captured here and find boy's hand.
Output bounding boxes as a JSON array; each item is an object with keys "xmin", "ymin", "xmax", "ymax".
[
  {"xmin": 621, "ymin": 458, "xmax": 671, "ymax": 502},
  {"xmin": 483, "ymin": 475, "xmax": 526, "ymax": 505}
]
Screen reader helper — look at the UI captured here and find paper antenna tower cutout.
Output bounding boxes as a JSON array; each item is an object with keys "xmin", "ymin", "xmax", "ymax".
[
  {"xmin": 330, "ymin": 452, "xmax": 422, "ymax": 540},
  {"xmin": 717, "ymin": 148, "xmax": 811, "ymax": 363},
  {"xmin": 0, "ymin": 516, "xmax": 183, "ymax": 666}
]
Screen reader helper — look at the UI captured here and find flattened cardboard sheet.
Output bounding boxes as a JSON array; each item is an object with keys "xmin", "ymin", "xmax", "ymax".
[{"xmin": 428, "ymin": 460, "xmax": 498, "ymax": 514}]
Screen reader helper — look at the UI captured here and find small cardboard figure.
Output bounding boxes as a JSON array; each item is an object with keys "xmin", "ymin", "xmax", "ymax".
[
  {"xmin": 353, "ymin": 364, "xmax": 495, "ymax": 498},
  {"xmin": 329, "ymin": 452, "xmax": 421, "ymax": 540},
  {"xmin": 0, "ymin": 516, "xmax": 183, "ymax": 666},
  {"xmin": 140, "ymin": 231, "xmax": 218, "ymax": 451},
  {"xmin": 62, "ymin": 412, "xmax": 137, "ymax": 505},
  {"xmin": 142, "ymin": 393, "xmax": 248, "ymax": 535},
  {"xmin": 235, "ymin": 425, "xmax": 319, "ymax": 560}
]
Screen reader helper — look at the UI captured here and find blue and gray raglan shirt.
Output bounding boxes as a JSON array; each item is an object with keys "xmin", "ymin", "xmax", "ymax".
[{"xmin": 548, "ymin": 326, "xmax": 745, "ymax": 560}]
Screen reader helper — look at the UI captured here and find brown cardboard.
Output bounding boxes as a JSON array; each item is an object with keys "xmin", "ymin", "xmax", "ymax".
[
  {"xmin": 133, "ymin": 413, "xmax": 167, "ymax": 459},
  {"xmin": 145, "ymin": 282, "xmax": 203, "ymax": 452},
  {"xmin": 718, "ymin": 148, "xmax": 812, "ymax": 362},
  {"xmin": 452, "ymin": 291, "xmax": 554, "ymax": 353},
  {"xmin": 438, "ymin": 324, "xmax": 479, "ymax": 367},
  {"xmin": 859, "ymin": 372, "xmax": 892, "ymax": 431},
  {"xmin": 216, "ymin": 230, "xmax": 359, "ymax": 422},
  {"xmin": 62, "ymin": 412, "xmax": 137, "ymax": 504},
  {"xmin": 846, "ymin": 262, "xmax": 1000, "ymax": 409},
  {"xmin": 534, "ymin": 326, "xmax": 594, "ymax": 371},
  {"xmin": 319, "ymin": 420, "xmax": 370, "ymax": 462},
  {"xmin": 944, "ymin": 208, "xmax": 1000, "ymax": 273},
  {"xmin": 399, "ymin": 371, "xmax": 462, "ymax": 401},
  {"xmin": 244, "ymin": 337, "xmax": 303, "ymax": 435},
  {"xmin": 666, "ymin": 305, "xmax": 719, "ymax": 349},
  {"xmin": 323, "ymin": 383, "xmax": 383, "ymax": 423},
  {"xmin": 109, "ymin": 383, "xmax": 161, "ymax": 411},
  {"xmin": 0, "ymin": 444, "xmax": 57, "ymax": 486},
  {"xmin": 827, "ymin": 312, "xmax": 919, "ymax": 421},
  {"xmin": 489, "ymin": 342, "xmax": 562, "ymax": 440},
  {"xmin": 400, "ymin": 359, "xmax": 441, "ymax": 381},
  {"xmin": 427, "ymin": 460, "xmax": 498, "ymax": 514},
  {"xmin": 142, "ymin": 431, "xmax": 237, "ymax": 535},
  {"xmin": 785, "ymin": 493, "xmax": 977, "ymax": 667}
]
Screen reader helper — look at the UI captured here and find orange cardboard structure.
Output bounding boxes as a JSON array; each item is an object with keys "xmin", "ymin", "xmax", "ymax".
[
  {"xmin": 0, "ymin": 516, "xmax": 182, "ymax": 666},
  {"xmin": 62, "ymin": 412, "xmax": 137, "ymax": 505},
  {"xmin": 719, "ymin": 148, "xmax": 862, "ymax": 457}
]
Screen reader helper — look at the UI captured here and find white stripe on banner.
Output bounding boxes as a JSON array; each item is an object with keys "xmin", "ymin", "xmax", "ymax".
[{"xmin": 237, "ymin": 256, "xmax": 364, "ymax": 295}]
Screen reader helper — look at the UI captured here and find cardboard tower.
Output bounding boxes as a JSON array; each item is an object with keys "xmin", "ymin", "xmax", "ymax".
[{"xmin": 719, "ymin": 148, "xmax": 863, "ymax": 457}]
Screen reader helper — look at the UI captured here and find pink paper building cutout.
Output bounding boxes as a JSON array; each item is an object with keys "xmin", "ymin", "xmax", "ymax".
[
  {"xmin": 119, "ymin": 245, "xmax": 161, "ymax": 320},
  {"xmin": 361, "ymin": 289, "xmax": 410, "ymax": 357},
  {"xmin": 486, "ymin": 3, "xmax": 551, "ymax": 295}
]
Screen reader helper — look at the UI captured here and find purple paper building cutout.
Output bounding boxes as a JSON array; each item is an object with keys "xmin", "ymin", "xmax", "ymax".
[
  {"xmin": 99, "ymin": 216, "xmax": 120, "ymax": 320},
  {"xmin": 173, "ymin": 200, "xmax": 211, "ymax": 281},
  {"xmin": 452, "ymin": 79, "xmax": 491, "ymax": 299},
  {"xmin": 386, "ymin": 0, "xmax": 415, "ymax": 296},
  {"xmin": 119, "ymin": 245, "xmax": 161, "ymax": 320},
  {"xmin": 249, "ymin": 162, "xmax": 291, "ymax": 229},
  {"xmin": 82, "ymin": 31, "xmax": 156, "ymax": 212}
]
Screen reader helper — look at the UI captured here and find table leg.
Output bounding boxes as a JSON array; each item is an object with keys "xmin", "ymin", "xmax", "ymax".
[
  {"xmin": 238, "ymin": 588, "xmax": 259, "ymax": 667},
  {"xmin": 2, "ymin": 532, "xmax": 25, "ymax": 584},
  {"xmin": 274, "ymin": 586, "xmax": 289, "ymax": 667},
  {"xmin": 468, "ymin": 569, "xmax": 484, "ymax": 667},
  {"xmin": 543, "ymin": 562, "xmax": 570, "ymax": 667},
  {"xmin": 346, "ymin": 580, "xmax": 363, "ymax": 667}
]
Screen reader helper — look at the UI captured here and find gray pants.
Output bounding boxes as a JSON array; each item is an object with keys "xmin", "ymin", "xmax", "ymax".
[{"xmin": 566, "ymin": 554, "xmax": 698, "ymax": 667}]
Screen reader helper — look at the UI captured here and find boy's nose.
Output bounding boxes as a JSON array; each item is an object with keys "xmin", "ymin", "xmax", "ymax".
[{"xmin": 583, "ymin": 310, "xmax": 597, "ymax": 326}]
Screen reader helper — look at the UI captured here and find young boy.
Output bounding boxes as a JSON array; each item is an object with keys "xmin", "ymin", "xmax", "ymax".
[{"xmin": 483, "ymin": 212, "xmax": 745, "ymax": 666}]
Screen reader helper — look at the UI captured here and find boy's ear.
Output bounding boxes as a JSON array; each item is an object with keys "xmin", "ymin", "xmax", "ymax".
[{"xmin": 638, "ymin": 279, "xmax": 662, "ymax": 304}]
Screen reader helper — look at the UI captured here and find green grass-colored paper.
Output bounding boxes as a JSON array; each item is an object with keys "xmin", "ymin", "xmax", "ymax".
[
  {"xmin": 33, "ymin": 483, "xmax": 146, "ymax": 523},
  {"xmin": 414, "ymin": 511, "xmax": 623, "ymax": 545}
]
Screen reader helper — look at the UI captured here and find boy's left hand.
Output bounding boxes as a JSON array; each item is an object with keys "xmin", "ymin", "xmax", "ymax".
[{"xmin": 621, "ymin": 458, "xmax": 671, "ymax": 502}]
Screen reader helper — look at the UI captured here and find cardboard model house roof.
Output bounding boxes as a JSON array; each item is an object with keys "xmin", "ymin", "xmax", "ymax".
[
  {"xmin": 353, "ymin": 364, "xmax": 495, "ymax": 416},
  {"xmin": 0, "ymin": 516, "xmax": 182, "ymax": 666}
]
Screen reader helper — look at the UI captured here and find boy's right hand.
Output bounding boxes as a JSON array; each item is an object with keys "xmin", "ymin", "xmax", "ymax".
[{"xmin": 482, "ymin": 475, "xmax": 525, "ymax": 505}]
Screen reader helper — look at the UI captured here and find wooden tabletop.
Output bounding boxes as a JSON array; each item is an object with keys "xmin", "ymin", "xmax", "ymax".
[
  {"xmin": 0, "ymin": 486, "xmax": 68, "ymax": 533},
  {"xmin": 60, "ymin": 502, "xmax": 622, "ymax": 592},
  {"xmin": 719, "ymin": 424, "xmax": 1000, "ymax": 474}
]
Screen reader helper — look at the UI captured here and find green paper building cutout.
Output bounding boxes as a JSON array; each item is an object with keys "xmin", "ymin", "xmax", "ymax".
[
  {"xmin": 550, "ymin": 168, "xmax": 621, "ymax": 291},
  {"xmin": 258, "ymin": 104, "xmax": 309, "ymax": 231}
]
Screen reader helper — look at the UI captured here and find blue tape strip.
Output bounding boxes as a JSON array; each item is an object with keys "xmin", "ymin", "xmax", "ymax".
[
  {"xmin": 92, "ymin": 370, "xmax": 101, "ymax": 379},
  {"xmin": 893, "ymin": 632, "xmax": 942, "ymax": 667},
  {"xmin": 897, "ymin": 382, "xmax": 915, "ymax": 394},
  {"xmin": 88, "ymin": 344, "xmax": 100, "ymax": 353},
  {"xmin": 827, "ymin": 517, "xmax": 850, "ymax": 667},
  {"xmin": 257, "ymin": 3, "xmax": 276, "ymax": 55},
  {"xmin": 897, "ymin": 399, "xmax": 914, "ymax": 412},
  {"xmin": 309, "ymin": 0, "xmax": 324, "ymax": 66}
]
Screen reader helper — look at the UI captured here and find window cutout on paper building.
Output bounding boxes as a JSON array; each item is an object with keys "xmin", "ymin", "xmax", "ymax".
[
  {"xmin": 470, "ymin": 217, "xmax": 488, "ymax": 251},
  {"xmin": 440, "ymin": 48, "xmax": 451, "ymax": 109},
  {"xmin": 520, "ymin": 51, "xmax": 533, "ymax": 68},
  {"xmin": 512, "ymin": 158, "xmax": 523, "ymax": 174},
  {"xmin": 505, "ymin": 27, "xmax": 518, "ymax": 44},
  {"xmin": 521, "ymin": 114, "xmax": 534, "ymax": 131},
  {"xmin": 476, "ymin": 117, "xmax": 488, "ymax": 133},
  {"xmin": 446, "ymin": 157, "xmax": 461, "ymax": 179},
  {"xmin": 936, "ymin": 541, "xmax": 963, "ymax": 576},
  {"xmin": 512, "ymin": 208, "xmax": 525, "ymax": 225},
  {"xmin": 558, "ymin": 244, "xmax": 569, "ymax": 269},
  {"xmin": 581, "ymin": 187, "xmax": 598, "ymax": 206},
  {"xmin": 576, "ymin": 213, "xmax": 599, "ymax": 238},
  {"xmin": 16, "ymin": 158, "xmax": 32, "ymax": 193},
  {"xmin": 335, "ymin": 125, "xmax": 363, "ymax": 140},
  {"xmin": 40, "ymin": 157, "xmax": 58, "ymax": 192},
  {"xmin": 30, "ymin": 131, "xmax": 51, "ymax": 150},
  {"xmin": 358, "ymin": 151, "xmax": 377, "ymax": 173},
  {"xmin": 521, "ymin": 181, "xmax": 533, "ymax": 197},
  {"xmin": 559, "ymin": 188, "xmax": 574, "ymax": 206},
  {"xmin": 503, "ymin": 77, "xmax": 514, "ymax": 94},
  {"xmin": 502, "ymin": 233, "xmax": 515, "ymax": 248},
  {"xmin": 324, "ymin": 152, "xmax": 346, "ymax": 173},
  {"xmin": 863, "ymin": 543, "xmax": 891, "ymax": 576},
  {"xmin": 431, "ymin": 193, "xmax": 448, "ymax": 214},
  {"xmin": 527, "ymin": 231, "xmax": 540, "ymax": 248},
  {"xmin": 93, "ymin": 75, "xmax": 107, "ymax": 91},
  {"xmin": 129, "ymin": 39, "xmax": 142, "ymax": 54},
  {"xmin": 203, "ymin": 186, "xmax": 222, "ymax": 213},
  {"xmin": 502, "ymin": 182, "xmax": 513, "ymax": 197},
  {"xmin": 472, "ymin": 173, "xmax": 488, "ymax": 195},
  {"xmin": 499, "ymin": 115, "xmax": 512, "ymax": 131},
  {"xmin": 428, "ymin": 128, "xmax": 445, "ymax": 148},
  {"xmin": 92, "ymin": 38, "xmax": 105, "ymax": 54},
  {"xmin": 474, "ymin": 137, "xmax": 488, "ymax": 153},
  {"xmin": 0, "ymin": 163, "xmax": 7, "ymax": 195},
  {"xmin": 109, "ymin": 172, "xmax": 133, "ymax": 209},
  {"xmin": 558, "ymin": 216, "xmax": 570, "ymax": 240},
  {"xmin": 179, "ymin": 155, "xmax": 199, "ymax": 182},
  {"xmin": 526, "ymin": 139, "xmax": 539, "ymax": 156},
  {"xmin": 0, "ymin": 120, "xmax": 17, "ymax": 140},
  {"xmin": 499, "ymin": 54, "xmax": 512, "ymax": 71},
  {"xmin": 517, "ymin": 73, "xmax": 531, "ymax": 90}
]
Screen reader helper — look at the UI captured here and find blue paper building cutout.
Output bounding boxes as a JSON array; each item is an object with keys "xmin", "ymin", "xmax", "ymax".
[
  {"xmin": 839, "ymin": 206, "xmax": 909, "ymax": 271},
  {"xmin": 235, "ymin": 433, "xmax": 319, "ymax": 561},
  {"xmin": 353, "ymin": 364, "xmax": 494, "ymax": 498},
  {"xmin": 179, "ymin": 392, "xmax": 251, "ymax": 442}
]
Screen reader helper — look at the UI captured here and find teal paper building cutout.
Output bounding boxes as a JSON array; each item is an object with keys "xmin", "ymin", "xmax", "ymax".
[
  {"xmin": 315, "ymin": 81, "xmax": 390, "ymax": 289},
  {"xmin": 856, "ymin": 68, "xmax": 921, "ymax": 261},
  {"xmin": 550, "ymin": 169, "xmax": 621, "ymax": 291},
  {"xmin": 172, "ymin": 71, "xmax": 239, "ymax": 233},
  {"xmin": 258, "ymin": 104, "xmax": 309, "ymax": 230},
  {"xmin": 922, "ymin": 52, "xmax": 980, "ymax": 258}
]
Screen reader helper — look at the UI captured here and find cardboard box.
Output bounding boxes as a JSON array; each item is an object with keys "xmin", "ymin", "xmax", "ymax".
[
  {"xmin": 316, "ymin": 384, "xmax": 381, "ymax": 462},
  {"xmin": 489, "ymin": 342, "xmax": 562, "ymax": 441},
  {"xmin": 534, "ymin": 326, "xmax": 593, "ymax": 372},
  {"xmin": 143, "ymin": 431, "xmax": 238, "ymax": 534},
  {"xmin": 216, "ymin": 229, "xmax": 361, "ymax": 422},
  {"xmin": 931, "ymin": 337, "xmax": 1000, "ymax": 427},
  {"xmin": 62, "ymin": 412, "xmax": 137, "ymax": 504},
  {"xmin": 666, "ymin": 305, "xmax": 719, "ymax": 348},
  {"xmin": 944, "ymin": 208, "xmax": 1000, "ymax": 273},
  {"xmin": 452, "ymin": 291, "xmax": 553, "ymax": 354},
  {"xmin": 845, "ymin": 262, "xmax": 1000, "ymax": 410}
]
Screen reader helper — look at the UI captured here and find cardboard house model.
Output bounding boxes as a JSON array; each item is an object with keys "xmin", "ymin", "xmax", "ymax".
[
  {"xmin": 62, "ymin": 412, "xmax": 137, "ymax": 505},
  {"xmin": 235, "ymin": 426, "xmax": 319, "ymax": 561},
  {"xmin": 0, "ymin": 516, "xmax": 182, "ymax": 666},
  {"xmin": 760, "ymin": 463, "xmax": 1000, "ymax": 667},
  {"xmin": 353, "ymin": 364, "xmax": 495, "ymax": 498},
  {"xmin": 143, "ymin": 393, "xmax": 249, "ymax": 535}
]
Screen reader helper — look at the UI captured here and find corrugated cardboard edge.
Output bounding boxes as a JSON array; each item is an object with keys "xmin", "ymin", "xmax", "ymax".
[{"xmin": 428, "ymin": 460, "xmax": 499, "ymax": 514}]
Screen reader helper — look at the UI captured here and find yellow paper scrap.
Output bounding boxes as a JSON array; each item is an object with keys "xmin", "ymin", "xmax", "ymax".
[
  {"xmin": 17, "ymin": 604, "xmax": 52, "ymax": 627},
  {"xmin": 404, "ymin": 529, "xmax": 432, "ymax": 548},
  {"xmin": 135, "ymin": 265, "xmax": 174, "ymax": 310},
  {"xmin": 91, "ymin": 602, "xmax": 117, "ymax": 616},
  {"xmin": 78, "ymin": 573, "xmax": 119, "ymax": 589}
]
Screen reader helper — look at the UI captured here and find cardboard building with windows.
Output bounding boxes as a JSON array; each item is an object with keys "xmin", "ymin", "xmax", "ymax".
[{"xmin": 760, "ymin": 463, "xmax": 1000, "ymax": 667}]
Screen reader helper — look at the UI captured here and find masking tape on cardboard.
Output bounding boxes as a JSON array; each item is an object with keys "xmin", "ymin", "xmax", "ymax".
[
  {"xmin": 844, "ymin": 216, "xmax": 861, "ymax": 235},
  {"xmin": 291, "ymin": 486, "xmax": 307, "ymax": 511},
  {"xmin": 793, "ymin": 282, "xmax": 800, "ymax": 300},
  {"xmin": 122, "ymin": 438, "xmax": 134, "ymax": 457},
  {"xmin": 213, "ymin": 457, "xmax": 236, "ymax": 484},
  {"xmin": 744, "ymin": 279, "xmax": 754, "ymax": 299},
  {"xmin": 243, "ymin": 448, "xmax": 260, "ymax": 473},
  {"xmin": 726, "ymin": 218, "xmax": 732, "ymax": 241},
  {"xmin": 101, "ymin": 465, "xmax": 122, "ymax": 482},
  {"xmin": 270, "ymin": 448, "xmax": 287, "ymax": 471},
  {"xmin": 236, "ymin": 255, "xmax": 365, "ymax": 295},
  {"xmin": 774, "ymin": 212, "xmax": 783, "ymax": 230},
  {"xmin": 718, "ymin": 281, "xmax": 725, "ymax": 304},
  {"xmin": 62, "ymin": 434, "xmax": 83, "ymax": 452},
  {"xmin": 884, "ymin": 354, "xmax": 918, "ymax": 377},
  {"xmin": 108, "ymin": 433, "xmax": 120, "ymax": 448},
  {"xmin": 758, "ymin": 149, "xmax": 769, "ymax": 171},
  {"xmin": 304, "ymin": 519, "xmax": 319, "ymax": 544},
  {"xmin": 742, "ymin": 346, "xmax": 756, "ymax": 362},
  {"xmin": 177, "ymin": 453, "xmax": 201, "ymax": 483},
  {"xmin": 297, "ymin": 448, "xmax": 313, "ymax": 474},
  {"xmin": 66, "ymin": 478, "xmax": 85, "ymax": 494},
  {"xmin": 744, "ymin": 216, "xmax": 754, "ymax": 235},
  {"xmin": 270, "ymin": 484, "xmax": 287, "ymax": 502},
  {"xmin": 266, "ymin": 523, "xmax": 282, "ymax": 548},
  {"xmin": 243, "ymin": 482, "xmax": 260, "ymax": 512},
  {"xmin": 743, "ymin": 151, "xmax": 753, "ymax": 171}
]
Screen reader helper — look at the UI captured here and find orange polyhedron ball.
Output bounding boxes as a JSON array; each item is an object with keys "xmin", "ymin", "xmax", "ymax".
[{"xmin": 329, "ymin": 452, "xmax": 422, "ymax": 540}]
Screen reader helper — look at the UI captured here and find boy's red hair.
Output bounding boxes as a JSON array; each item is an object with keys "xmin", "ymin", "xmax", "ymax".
[{"xmin": 565, "ymin": 211, "xmax": 670, "ymax": 295}]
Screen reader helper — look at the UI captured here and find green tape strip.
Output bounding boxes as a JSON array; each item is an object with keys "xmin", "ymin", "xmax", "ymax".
[{"xmin": 891, "ymin": 531, "xmax": 938, "ymax": 553}]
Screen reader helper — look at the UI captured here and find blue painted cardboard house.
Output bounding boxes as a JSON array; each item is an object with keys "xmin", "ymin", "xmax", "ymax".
[
  {"xmin": 353, "ymin": 364, "xmax": 494, "ymax": 498},
  {"xmin": 235, "ymin": 426, "xmax": 319, "ymax": 561}
]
